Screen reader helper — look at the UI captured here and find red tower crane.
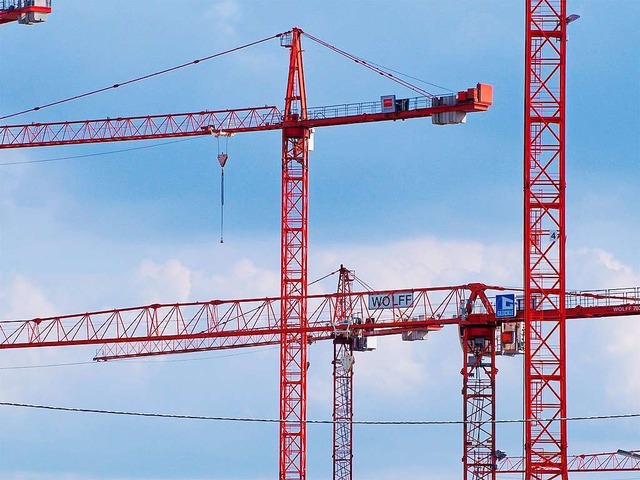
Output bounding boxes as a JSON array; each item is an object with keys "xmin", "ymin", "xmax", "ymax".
[
  {"xmin": 1, "ymin": 4, "xmax": 636, "ymax": 479},
  {"xmin": 1, "ymin": 280, "xmax": 638, "ymax": 478},
  {"xmin": 85, "ymin": 268, "xmax": 638, "ymax": 480},
  {"xmin": 0, "ymin": 0, "xmax": 51, "ymax": 25},
  {"xmin": 0, "ymin": 27, "xmax": 493, "ymax": 480}
]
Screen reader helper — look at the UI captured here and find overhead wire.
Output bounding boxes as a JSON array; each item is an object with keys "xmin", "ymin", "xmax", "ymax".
[
  {"xmin": 353, "ymin": 274, "xmax": 375, "ymax": 292},
  {"xmin": 0, "ymin": 401, "xmax": 638, "ymax": 426},
  {"xmin": 302, "ymin": 31, "xmax": 437, "ymax": 99},
  {"xmin": 350, "ymin": 57, "xmax": 455, "ymax": 94},
  {"xmin": 0, "ymin": 32, "xmax": 286, "ymax": 122},
  {"xmin": 308, "ymin": 268, "xmax": 341, "ymax": 287}
]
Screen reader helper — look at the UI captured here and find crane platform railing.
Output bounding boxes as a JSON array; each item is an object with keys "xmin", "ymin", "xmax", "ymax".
[{"xmin": 305, "ymin": 96, "xmax": 432, "ymax": 121}]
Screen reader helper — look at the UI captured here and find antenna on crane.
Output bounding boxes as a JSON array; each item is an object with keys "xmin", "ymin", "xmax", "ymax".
[{"xmin": 211, "ymin": 128, "xmax": 233, "ymax": 244}]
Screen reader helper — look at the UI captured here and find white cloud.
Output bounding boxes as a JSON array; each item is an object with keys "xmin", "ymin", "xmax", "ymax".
[
  {"xmin": 606, "ymin": 315, "xmax": 640, "ymax": 409},
  {"xmin": 190, "ymin": 254, "xmax": 280, "ymax": 300},
  {"xmin": 204, "ymin": 0, "xmax": 241, "ymax": 38},
  {"xmin": 565, "ymin": 248, "xmax": 640, "ymax": 409},
  {"xmin": 136, "ymin": 258, "xmax": 192, "ymax": 303},
  {"xmin": 355, "ymin": 336, "xmax": 428, "ymax": 398},
  {"xmin": 569, "ymin": 247, "xmax": 639, "ymax": 290},
  {"xmin": 0, "ymin": 275, "xmax": 57, "ymax": 320},
  {"xmin": 315, "ymin": 236, "xmax": 522, "ymax": 290}
]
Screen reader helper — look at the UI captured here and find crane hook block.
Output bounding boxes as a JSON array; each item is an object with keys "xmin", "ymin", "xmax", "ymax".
[{"xmin": 217, "ymin": 153, "xmax": 228, "ymax": 168}]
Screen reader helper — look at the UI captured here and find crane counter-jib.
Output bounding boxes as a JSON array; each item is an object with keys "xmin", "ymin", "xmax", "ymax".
[{"xmin": 0, "ymin": 84, "xmax": 493, "ymax": 149}]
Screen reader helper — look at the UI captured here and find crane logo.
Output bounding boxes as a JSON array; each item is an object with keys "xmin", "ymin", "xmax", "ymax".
[
  {"xmin": 368, "ymin": 292, "xmax": 414, "ymax": 310},
  {"xmin": 495, "ymin": 294, "xmax": 516, "ymax": 318}
]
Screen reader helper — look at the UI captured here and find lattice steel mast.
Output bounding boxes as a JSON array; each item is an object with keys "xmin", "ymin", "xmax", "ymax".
[
  {"xmin": 524, "ymin": 1, "xmax": 568, "ymax": 478},
  {"xmin": 280, "ymin": 28, "xmax": 310, "ymax": 480},
  {"xmin": 332, "ymin": 266, "xmax": 356, "ymax": 480}
]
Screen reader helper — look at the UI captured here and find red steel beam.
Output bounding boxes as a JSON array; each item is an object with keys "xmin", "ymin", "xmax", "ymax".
[
  {"xmin": 497, "ymin": 450, "xmax": 640, "ymax": 473},
  {"xmin": 0, "ymin": 285, "xmax": 481, "ymax": 350},
  {"xmin": 0, "ymin": 286, "xmax": 636, "ymax": 355},
  {"xmin": 0, "ymin": 90, "xmax": 491, "ymax": 149}
]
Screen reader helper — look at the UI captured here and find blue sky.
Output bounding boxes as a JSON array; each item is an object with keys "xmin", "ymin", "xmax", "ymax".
[{"xmin": 0, "ymin": 1, "xmax": 638, "ymax": 479}]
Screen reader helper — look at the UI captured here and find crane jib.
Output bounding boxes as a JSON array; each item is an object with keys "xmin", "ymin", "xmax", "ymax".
[{"xmin": 0, "ymin": 84, "xmax": 492, "ymax": 149}]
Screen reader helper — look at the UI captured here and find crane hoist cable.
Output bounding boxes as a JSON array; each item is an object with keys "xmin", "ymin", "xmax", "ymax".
[{"xmin": 213, "ymin": 131, "xmax": 233, "ymax": 243}]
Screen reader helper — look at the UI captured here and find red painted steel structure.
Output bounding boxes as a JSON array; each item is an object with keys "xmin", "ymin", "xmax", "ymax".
[
  {"xmin": 3, "ymin": 285, "xmax": 635, "ymax": 353},
  {"xmin": 0, "ymin": 96, "xmax": 491, "ymax": 149},
  {"xmin": 524, "ymin": 1, "xmax": 568, "ymax": 478},
  {"xmin": 279, "ymin": 28, "xmax": 310, "ymax": 480},
  {"xmin": 0, "ymin": 284, "xmax": 479, "ymax": 350},
  {"xmin": 0, "ymin": 0, "xmax": 51, "ymax": 24},
  {"xmin": 332, "ymin": 266, "xmax": 356, "ymax": 480},
  {"xmin": 1, "ymin": 284, "xmax": 639, "ymax": 478},
  {"xmin": 497, "ymin": 450, "xmax": 640, "ymax": 473},
  {"xmin": 460, "ymin": 286, "xmax": 498, "ymax": 480},
  {"xmin": 0, "ymin": 28, "xmax": 491, "ymax": 480}
]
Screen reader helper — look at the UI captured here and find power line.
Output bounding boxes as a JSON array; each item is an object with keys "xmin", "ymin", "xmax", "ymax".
[
  {"xmin": 0, "ymin": 32, "xmax": 285, "ymax": 122},
  {"xmin": 0, "ymin": 401, "xmax": 637, "ymax": 426}
]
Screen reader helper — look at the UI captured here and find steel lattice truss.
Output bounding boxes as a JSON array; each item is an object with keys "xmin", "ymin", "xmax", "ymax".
[
  {"xmin": 497, "ymin": 450, "xmax": 640, "ymax": 473},
  {"xmin": 462, "ymin": 325, "xmax": 497, "ymax": 480},
  {"xmin": 333, "ymin": 339, "xmax": 354, "ymax": 480},
  {"xmin": 0, "ymin": 284, "xmax": 639, "ymax": 480},
  {"xmin": 279, "ymin": 28, "xmax": 311, "ymax": 480},
  {"xmin": 1, "ymin": 287, "xmax": 637, "ymax": 354},
  {"xmin": 1, "ymin": 15, "xmax": 638, "ymax": 478},
  {"xmin": 524, "ymin": 1, "xmax": 568, "ymax": 478},
  {"xmin": 0, "ymin": 285, "xmax": 478, "ymax": 351},
  {"xmin": 332, "ymin": 267, "xmax": 356, "ymax": 480},
  {"xmin": 0, "ymin": 107, "xmax": 283, "ymax": 147},
  {"xmin": 0, "ymin": 96, "xmax": 491, "ymax": 150}
]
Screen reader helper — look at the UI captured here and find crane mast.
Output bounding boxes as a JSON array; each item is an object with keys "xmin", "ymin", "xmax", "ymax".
[
  {"xmin": 1, "ymin": 7, "xmax": 636, "ymax": 477},
  {"xmin": 460, "ymin": 285, "xmax": 498, "ymax": 480},
  {"xmin": 524, "ymin": 1, "xmax": 568, "ymax": 478},
  {"xmin": 280, "ymin": 28, "xmax": 310, "ymax": 480},
  {"xmin": 332, "ymin": 266, "xmax": 356, "ymax": 480}
]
